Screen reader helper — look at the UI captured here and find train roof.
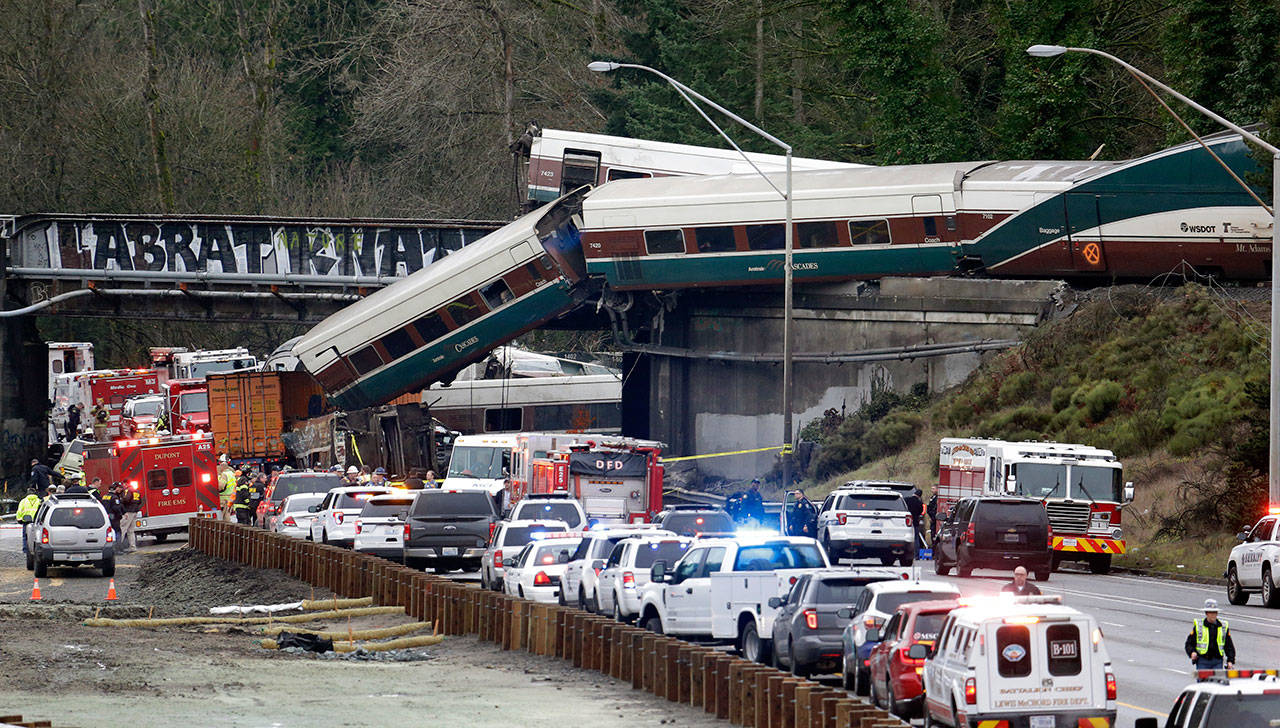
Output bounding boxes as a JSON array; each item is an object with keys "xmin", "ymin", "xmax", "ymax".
[
  {"xmin": 293, "ymin": 205, "xmax": 547, "ymax": 367},
  {"xmin": 535, "ymin": 128, "xmax": 863, "ymax": 171}
]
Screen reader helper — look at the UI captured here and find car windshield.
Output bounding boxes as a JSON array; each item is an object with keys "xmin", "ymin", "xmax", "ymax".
[
  {"xmin": 360, "ymin": 499, "xmax": 414, "ymax": 519},
  {"xmin": 634, "ymin": 540, "xmax": 692, "ymax": 568},
  {"xmin": 178, "ymin": 391, "xmax": 208, "ymax": 413},
  {"xmin": 910, "ymin": 612, "xmax": 951, "ymax": 642},
  {"xmin": 516, "ymin": 502, "xmax": 582, "ymax": 528},
  {"xmin": 411, "ymin": 491, "xmax": 495, "ymax": 516},
  {"xmin": 283, "ymin": 494, "xmax": 325, "ymax": 513},
  {"xmin": 274, "ymin": 475, "xmax": 345, "ymax": 500},
  {"xmin": 1070, "ymin": 465, "xmax": 1123, "ymax": 502},
  {"xmin": 502, "ymin": 525, "xmax": 567, "ymax": 546},
  {"xmin": 50, "ymin": 506, "xmax": 105, "ymax": 528},
  {"xmin": 835, "ymin": 494, "xmax": 906, "ymax": 511},
  {"xmin": 663, "ymin": 512, "xmax": 734, "ymax": 535},
  {"xmin": 874, "ymin": 590, "xmax": 957, "ymax": 614},
  {"xmin": 336, "ymin": 491, "xmax": 389, "ymax": 509},
  {"xmin": 190, "ymin": 358, "xmax": 255, "ymax": 378},
  {"xmin": 1014, "ymin": 463, "xmax": 1067, "ymax": 499},
  {"xmin": 129, "ymin": 399, "xmax": 163, "ymax": 417},
  {"xmin": 812, "ymin": 577, "xmax": 896, "ymax": 604},
  {"xmin": 733, "ymin": 543, "xmax": 826, "ymax": 571},
  {"xmin": 1204, "ymin": 693, "xmax": 1280, "ymax": 727},
  {"xmin": 446, "ymin": 446, "xmax": 509, "ymax": 480},
  {"xmin": 531, "ymin": 541, "xmax": 579, "ymax": 566}
]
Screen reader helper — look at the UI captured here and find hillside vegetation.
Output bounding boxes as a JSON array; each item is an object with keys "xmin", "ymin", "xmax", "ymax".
[{"xmin": 798, "ymin": 285, "xmax": 1270, "ymax": 576}]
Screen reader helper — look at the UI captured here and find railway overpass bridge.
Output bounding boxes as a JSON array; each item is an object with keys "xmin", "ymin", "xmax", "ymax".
[{"xmin": 0, "ymin": 213, "xmax": 502, "ymax": 482}]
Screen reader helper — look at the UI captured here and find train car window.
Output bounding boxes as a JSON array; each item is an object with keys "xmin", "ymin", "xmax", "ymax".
[
  {"xmin": 412, "ymin": 313, "xmax": 449, "ymax": 345},
  {"xmin": 147, "ymin": 469, "xmax": 168, "ymax": 490},
  {"xmin": 645, "ymin": 229, "xmax": 685, "ymax": 255},
  {"xmin": 381, "ymin": 328, "xmax": 417, "ymax": 360},
  {"xmin": 485, "ymin": 407, "xmax": 522, "ymax": 432},
  {"xmin": 694, "ymin": 226, "xmax": 736, "ymax": 253},
  {"xmin": 848, "ymin": 219, "xmax": 892, "ymax": 246},
  {"xmin": 480, "ymin": 280, "xmax": 515, "ymax": 309},
  {"xmin": 607, "ymin": 168, "xmax": 651, "ymax": 181},
  {"xmin": 796, "ymin": 221, "xmax": 841, "ymax": 248},
  {"xmin": 172, "ymin": 467, "xmax": 192, "ymax": 489},
  {"xmin": 446, "ymin": 296, "xmax": 482, "ymax": 326},
  {"xmin": 561, "ymin": 149, "xmax": 602, "ymax": 192},
  {"xmin": 349, "ymin": 345, "xmax": 385, "ymax": 376},
  {"xmin": 923, "ymin": 217, "xmax": 938, "ymax": 237},
  {"xmin": 746, "ymin": 224, "xmax": 785, "ymax": 251},
  {"xmin": 316, "ymin": 361, "xmax": 356, "ymax": 391}
]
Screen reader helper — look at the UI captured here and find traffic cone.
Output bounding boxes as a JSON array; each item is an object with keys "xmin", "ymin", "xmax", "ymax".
[
  {"xmin": 30, "ymin": 578, "xmax": 41, "ymax": 601},
  {"xmin": 105, "ymin": 578, "xmax": 118, "ymax": 601}
]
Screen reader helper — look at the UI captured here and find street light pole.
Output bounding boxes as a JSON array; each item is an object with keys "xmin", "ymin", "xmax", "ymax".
[
  {"xmin": 589, "ymin": 61, "xmax": 797, "ymax": 489},
  {"xmin": 1028, "ymin": 45, "xmax": 1280, "ymax": 514}
]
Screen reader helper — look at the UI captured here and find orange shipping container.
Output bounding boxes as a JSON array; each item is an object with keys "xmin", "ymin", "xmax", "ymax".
[{"xmin": 208, "ymin": 371, "xmax": 328, "ymax": 460}]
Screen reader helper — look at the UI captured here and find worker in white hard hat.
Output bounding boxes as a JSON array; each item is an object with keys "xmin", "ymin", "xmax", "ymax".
[
  {"xmin": 1185, "ymin": 598, "xmax": 1234, "ymax": 670},
  {"xmin": 345, "ymin": 465, "xmax": 360, "ymax": 485}
]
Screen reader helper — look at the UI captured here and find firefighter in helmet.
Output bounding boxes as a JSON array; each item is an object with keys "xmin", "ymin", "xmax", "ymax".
[{"xmin": 233, "ymin": 471, "xmax": 253, "ymax": 525}]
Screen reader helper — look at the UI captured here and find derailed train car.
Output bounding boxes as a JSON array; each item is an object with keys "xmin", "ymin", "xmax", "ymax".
[{"xmin": 293, "ymin": 189, "xmax": 591, "ymax": 411}]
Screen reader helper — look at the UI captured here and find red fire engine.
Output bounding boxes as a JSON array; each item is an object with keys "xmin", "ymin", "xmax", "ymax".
[
  {"xmin": 81, "ymin": 432, "xmax": 221, "ymax": 540},
  {"xmin": 529, "ymin": 439, "xmax": 664, "ymax": 523},
  {"xmin": 84, "ymin": 369, "xmax": 162, "ymax": 440}
]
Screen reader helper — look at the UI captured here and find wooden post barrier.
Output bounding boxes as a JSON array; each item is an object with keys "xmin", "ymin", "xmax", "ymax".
[
  {"xmin": 794, "ymin": 683, "xmax": 817, "ymax": 728},
  {"xmin": 728, "ymin": 661, "xmax": 749, "ymax": 726}
]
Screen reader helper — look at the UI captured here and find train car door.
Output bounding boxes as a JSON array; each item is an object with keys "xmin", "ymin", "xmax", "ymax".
[
  {"xmin": 140, "ymin": 443, "xmax": 194, "ymax": 520},
  {"xmin": 561, "ymin": 149, "xmax": 601, "ymax": 195},
  {"xmin": 1064, "ymin": 193, "xmax": 1107, "ymax": 273}
]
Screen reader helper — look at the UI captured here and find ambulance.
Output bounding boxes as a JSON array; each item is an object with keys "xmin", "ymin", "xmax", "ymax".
[
  {"xmin": 922, "ymin": 595, "xmax": 1117, "ymax": 728},
  {"xmin": 937, "ymin": 439, "xmax": 1134, "ymax": 574},
  {"xmin": 72, "ymin": 433, "xmax": 221, "ymax": 541}
]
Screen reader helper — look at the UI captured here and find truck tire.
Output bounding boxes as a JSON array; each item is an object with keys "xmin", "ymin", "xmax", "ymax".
[
  {"xmin": 1035, "ymin": 567, "xmax": 1051, "ymax": 582},
  {"xmin": 740, "ymin": 621, "xmax": 770, "ymax": 664},
  {"xmin": 1263, "ymin": 565, "xmax": 1280, "ymax": 608},
  {"xmin": 934, "ymin": 555, "xmax": 951, "ymax": 576},
  {"xmin": 899, "ymin": 553, "xmax": 914, "ymax": 567},
  {"xmin": 100, "ymin": 557, "xmax": 115, "ymax": 578},
  {"xmin": 34, "ymin": 555, "xmax": 48, "ymax": 578},
  {"xmin": 153, "ymin": 532, "xmax": 167, "ymax": 544},
  {"xmin": 790, "ymin": 639, "xmax": 810, "ymax": 678},
  {"xmin": 1226, "ymin": 565, "xmax": 1249, "ymax": 605},
  {"xmin": 642, "ymin": 613, "xmax": 664, "ymax": 635},
  {"xmin": 26, "ymin": 550, "xmax": 34, "ymax": 571},
  {"xmin": 1089, "ymin": 554, "xmax": 1111, "ymax": 575}
]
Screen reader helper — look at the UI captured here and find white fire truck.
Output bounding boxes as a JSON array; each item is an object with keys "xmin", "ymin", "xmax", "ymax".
[
  {"xmin": 937, "ymin": 438, "xmax": 1134, "ymax": 574},
  {"xmin": 529, "ymin": 439, "xmax": 665, "ymax": 524}
]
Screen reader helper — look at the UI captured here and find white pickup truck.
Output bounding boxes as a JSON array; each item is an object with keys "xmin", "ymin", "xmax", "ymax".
[{"xmin": 638, "ymin": 535, "xmax": 830, "ymax": 662}]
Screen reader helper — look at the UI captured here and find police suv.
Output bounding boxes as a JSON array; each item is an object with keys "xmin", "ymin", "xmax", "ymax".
[
  {"xmin": 1225, "ymin": 514, "xmax": 1280, "ymax": 607},
  {"xmin": 1137, "ymin": 669, "xmax": 1279, "ymax": 728},
  {"xmin": 921, "ymin": 595, "xmax": 1116, "ymax": 728}
]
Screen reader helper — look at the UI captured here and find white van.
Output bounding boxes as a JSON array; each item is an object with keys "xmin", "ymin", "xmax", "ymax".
[{"xmin": 922, "ymin": 595, "xmax": 1116, "ymax": 728}]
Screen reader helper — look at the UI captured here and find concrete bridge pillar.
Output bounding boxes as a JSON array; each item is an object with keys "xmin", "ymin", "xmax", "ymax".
[
  {"xmin": 627, "ymin": 277, "xmax": 1067, "ymax": 481},
  {"xmin": 0, "ymin": 238, "xmax": 50, "ymax": 493}
]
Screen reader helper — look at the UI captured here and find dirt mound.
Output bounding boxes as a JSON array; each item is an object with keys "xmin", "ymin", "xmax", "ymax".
[{"xmin": 134, "ymin": 548, "xmax": 332, "ymax": 614}]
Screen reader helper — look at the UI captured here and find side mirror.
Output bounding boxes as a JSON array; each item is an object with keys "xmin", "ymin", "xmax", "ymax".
[
  {"xmin": 907, "ymin": 643, "xmax": 929, "ymax": 660},
  {"xmin": 866, "ymin": 628, "xmax": 882, "ymax": 643},
  {"xmin": 1134, "ymin": 719, "xmax": 1158, "ymax": 728},
  {"xmin": 767, "ymin": 596, "xmax": 783, "ymax": 609},
  {"xmin": 1237, "ymin": 531, "xmax": 1250, "ymax": 542},
  {"xmin": 591, "ymin": 559, "xmax": 605, "ymax": 571},
  {"xmin": 307, "ymin": 505, "xmax": 319, "ymax": 513},
  {"xmin": 650, "ymin": 560, "xmax": 667, "ymax": 582},
  {"xmin": 836, "ymin": 607, "xmax": 853, "ymax": 620},
  {"xmin": 1123, "ymin": 481, "xmax": 1134, "ymax": 503}
]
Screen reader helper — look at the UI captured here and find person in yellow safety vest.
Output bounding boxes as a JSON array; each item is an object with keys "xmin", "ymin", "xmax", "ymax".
[
  {"xmin": 16, "ymin": 487, "xmax": 40, "ymax": 555},
  {"xmin": 219, "ymin": 467, "xmax": 237, "ymax": 513},
  {"xmin": 1185, "ymin": 598, "xmax": 1235, "ymax": 670}
]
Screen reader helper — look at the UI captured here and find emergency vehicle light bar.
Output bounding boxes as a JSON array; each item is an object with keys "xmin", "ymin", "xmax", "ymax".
[{"xmin": 1195, "ymin": 668, "xmax": 1279, "ymax": 681}]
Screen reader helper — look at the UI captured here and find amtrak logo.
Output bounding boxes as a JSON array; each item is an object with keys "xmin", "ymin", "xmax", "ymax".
[{"xmin": 1001, "ymin": 644, "xmax": 1027, "ymax": 662}]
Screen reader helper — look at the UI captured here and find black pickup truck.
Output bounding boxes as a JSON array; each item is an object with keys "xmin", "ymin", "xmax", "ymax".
[{"xmin": 403, "ymin": 490, "xmax": 501, "ymax": 572}]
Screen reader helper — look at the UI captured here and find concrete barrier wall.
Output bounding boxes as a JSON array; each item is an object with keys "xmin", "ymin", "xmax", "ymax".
[{"xmin": 188, "ymin": 520, "xmax": 909, "ymax": 728}]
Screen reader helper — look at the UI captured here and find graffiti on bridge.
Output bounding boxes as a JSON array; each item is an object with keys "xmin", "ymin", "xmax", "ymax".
[{"xmin": 15, "ymin": 219, "xmax": 496, "ymax": 278}]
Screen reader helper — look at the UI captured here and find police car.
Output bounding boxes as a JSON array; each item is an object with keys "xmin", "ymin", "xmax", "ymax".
[
  {"xmin": 921, "ymin": 595, "xmax": 1116, "ymax": 728},
  {"xmin": 1136, "ymin": 669, "xmax": 1280, "ymax": 728},
  {"xmin": 1225, "ymin": 514, "xmax": 1280, "ymax": 607}
]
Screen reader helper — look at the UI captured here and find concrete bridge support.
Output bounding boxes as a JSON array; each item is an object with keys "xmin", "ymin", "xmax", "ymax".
[{"xmin": 624, "ymin": 277, "xmax": 1068, "ymax": 480}]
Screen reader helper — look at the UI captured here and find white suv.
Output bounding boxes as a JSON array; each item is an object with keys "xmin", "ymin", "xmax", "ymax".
[
  {"xmin": 595, "ymin": 535, "xmax": 694, "ymax": 622},
  {"xmin": 561, "ymin": 524, "xmax": 671, "ymax": 611},
  {"xmin": 308, "ymin": 486, "xmax": 396, "ymax": 547},
  {"xmin": 1144, "ymin": 669, "xmax": 1280, "ymax": 728},
  {"xmin": 1225, "ymin": 514, "xmax": 1280, "ymax": 607},
  {"xmin": 818, "ymin": 486, "xmax": 915, "ymax": 566},
  {"xmin": 922, "ymin": 596, "xmax": 1116, "ymax": 728},
  {"xmin": 839, "ymin": 577, "xmax": 958, "ymax": 695},
  {"xmin": 481, "ymin": 519, "xmax": 569, "ymax": 591},
  {"xmin": 26, "ymin": 493, "xmax": 116, "ymax": 577},
  {"xmin": 508, "ymin": 496, "xmax": 587, "ymax": 530}
]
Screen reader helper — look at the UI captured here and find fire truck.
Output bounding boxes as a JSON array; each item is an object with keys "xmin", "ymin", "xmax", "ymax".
[
  {"xmin": 64, "ymin": 433, "xmax": 221, "ymax": 541},
  {"xmin": 50, "ymin": 369, "xmax": 162, "ymax": 443},
  {"xmin": 164, "ymin": 378, "xmax": 209, "ymax": 434},
  {"xmin": 528, "ymin": 439, "xmax": 665, "ymax": 523},
  {"xmin": 937, "ymin": 438, "xmax": 1134, "ymax": 574}
]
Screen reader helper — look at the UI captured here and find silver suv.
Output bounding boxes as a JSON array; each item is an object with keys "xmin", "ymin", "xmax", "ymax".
[
  {"xmin": 26, "ymin": 493, "xmax": 116, "ymax": 577},
  {"xmin": 817, "ymin": 486, "xmax": 915, "ymax": 566}
]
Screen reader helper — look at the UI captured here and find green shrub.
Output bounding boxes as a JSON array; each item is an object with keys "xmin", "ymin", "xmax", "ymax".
[
  {"xmin": 1050, "ymin": 385, "xmax": 1074, "ymax": 413},
  {"xmin": 1082, "ymin": 380, "xmax": 1124, "ymax": 423},
  {"xmin": 997, "ymin": 371, "xmax": 1038, "ymax": 407}
]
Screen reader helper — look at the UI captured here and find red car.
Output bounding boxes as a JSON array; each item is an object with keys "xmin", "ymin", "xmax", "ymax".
[{"xmin": 866, "ymin": 597, "xmax": 960, "ymax": 719}]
